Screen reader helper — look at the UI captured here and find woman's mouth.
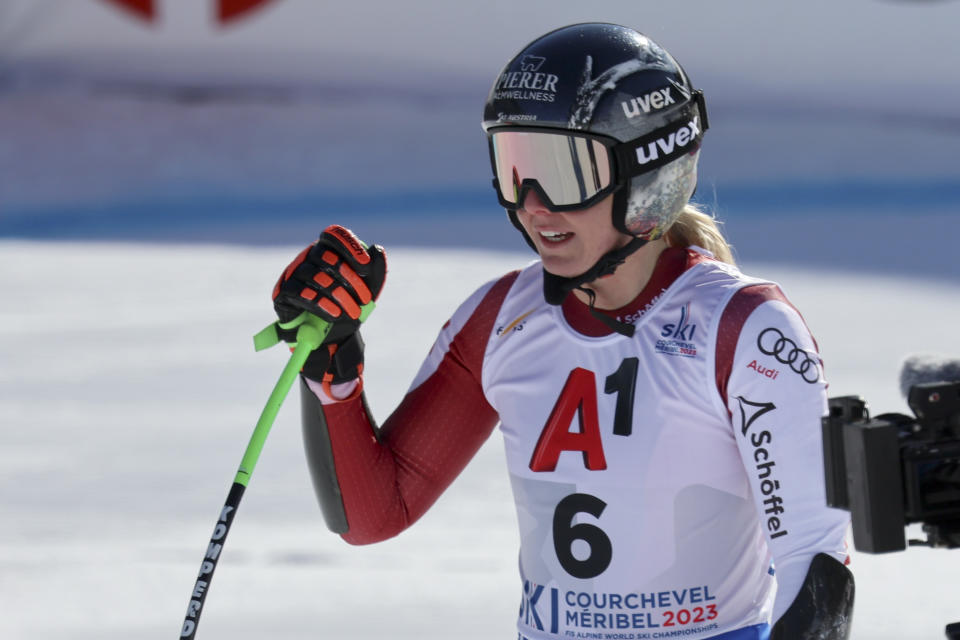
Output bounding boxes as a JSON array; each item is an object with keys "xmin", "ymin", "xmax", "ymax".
[{"xmin": 539, "ymin": 230, "xmax": 573, "ymax": 244}]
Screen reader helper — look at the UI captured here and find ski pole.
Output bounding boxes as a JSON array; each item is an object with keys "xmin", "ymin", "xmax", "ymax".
[{"xmin": 178, "ymin": 313, "xmax": 331, "ymax": 639}]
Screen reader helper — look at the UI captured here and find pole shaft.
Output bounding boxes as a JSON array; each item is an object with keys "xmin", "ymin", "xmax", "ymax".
[{"xmin": 179, "ymin": 320, "xmax": 328, "ymax": 638}]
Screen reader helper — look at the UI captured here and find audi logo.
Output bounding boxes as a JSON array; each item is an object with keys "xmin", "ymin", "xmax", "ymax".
[{"xmin": 756, "ymin": 327, "xmax": 821, "ymax": 384}]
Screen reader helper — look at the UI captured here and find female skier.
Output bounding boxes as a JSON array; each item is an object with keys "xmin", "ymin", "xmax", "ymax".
[{"xmin": 271, "ymin": 23, "xmax": 854, "ymax": 640}]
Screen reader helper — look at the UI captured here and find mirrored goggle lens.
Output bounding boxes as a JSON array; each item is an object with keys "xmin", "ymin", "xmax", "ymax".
[{"xmin": 491, "ymin": 131, "xmax": 613, "ymax": 207}]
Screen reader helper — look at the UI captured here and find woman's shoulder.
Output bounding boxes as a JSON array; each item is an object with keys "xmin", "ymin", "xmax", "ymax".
[
  {"xmin": 676, "ymin": 246, "xmax": 772, "ymax": 292},
  {"xmin": 442, "ymin": 263, "xmax": 535, "ymax": 333}
]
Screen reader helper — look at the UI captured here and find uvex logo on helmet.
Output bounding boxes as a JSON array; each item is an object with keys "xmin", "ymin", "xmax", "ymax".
[
  {"xmin": 635, "ymin": 116, "xmax": 702, "ymax": 166},
  {"xmin": 621, "ymin": 87, "xmax": 676, "ymax": 118}
]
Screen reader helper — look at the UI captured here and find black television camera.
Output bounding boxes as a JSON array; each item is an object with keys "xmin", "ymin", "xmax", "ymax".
[{"xmin": 822, "ymin": 378, "xmax": 960, "ymax": 554}]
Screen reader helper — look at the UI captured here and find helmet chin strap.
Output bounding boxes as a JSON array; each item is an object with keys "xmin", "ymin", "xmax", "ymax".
[
  {"xmin": 508, "ymin": 187, "xmax": 649, "ymax": 337},
  {"xmin": 542, "ymin": 235, "xmax": 647, "ymax": 337}
]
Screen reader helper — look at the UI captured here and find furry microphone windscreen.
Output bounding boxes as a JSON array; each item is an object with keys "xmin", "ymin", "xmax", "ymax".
[{"xmin": 899, "ymin": 354, "xmax": 960, "ymax": 399}]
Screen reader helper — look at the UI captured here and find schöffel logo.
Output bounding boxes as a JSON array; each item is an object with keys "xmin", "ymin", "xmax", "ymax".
[
  {"xmin": 635, "ymin": 116, "xmax": 702, "ymax": 166},
  {"xmin": 655, "ymin": 303, "xmax": 697, "ymax": 357},
  {"xmin": 615, "ymin": 289, "xmax": 665, "ymax": 326},
  {"xmin": 756, "ymin": 327, "xmax": 821, "ymax": 384}
]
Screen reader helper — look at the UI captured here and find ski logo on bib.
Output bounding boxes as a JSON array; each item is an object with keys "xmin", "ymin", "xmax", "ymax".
[{"xmin": 656, "ymin": 303, "xmax": 698, "ymax": 357}]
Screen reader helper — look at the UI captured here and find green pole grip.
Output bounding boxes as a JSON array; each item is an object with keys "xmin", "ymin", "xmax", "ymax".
[{"xmin": 233, "ymin": 318, "xmax": 330, "ymax": 486}]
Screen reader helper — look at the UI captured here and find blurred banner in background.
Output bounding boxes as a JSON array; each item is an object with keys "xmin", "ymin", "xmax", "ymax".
[
  {"xmin": 97, "ymin": 0, "xmax": 281, "ymax": 24},
  {"xmin": 1, "ymin": 0, "xmax": 958, "ymax": 276}
]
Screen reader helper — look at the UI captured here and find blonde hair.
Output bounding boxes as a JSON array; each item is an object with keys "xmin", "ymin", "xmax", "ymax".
[{"xmin": 664, "ymin": 204, "xmax": 735, "ymax": 265}]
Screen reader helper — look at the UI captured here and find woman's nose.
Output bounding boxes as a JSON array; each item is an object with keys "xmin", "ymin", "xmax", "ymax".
[{"xmin": 520, "ymin": 188, "xmax": 552, "ymax": 215}]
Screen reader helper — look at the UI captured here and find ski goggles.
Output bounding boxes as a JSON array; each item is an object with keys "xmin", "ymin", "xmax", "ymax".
[
  {"xmin": 488, "ymin": 129, "xmax": 617, "ymax": 211},
  {"xmin": 487, "ymin": 93, "xmax": 707, "ymax": 212}
]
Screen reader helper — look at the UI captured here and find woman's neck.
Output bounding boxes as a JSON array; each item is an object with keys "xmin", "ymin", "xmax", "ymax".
[{"xmin": 572, "ymin": 238, "xmax": 669, "ymax": 310}]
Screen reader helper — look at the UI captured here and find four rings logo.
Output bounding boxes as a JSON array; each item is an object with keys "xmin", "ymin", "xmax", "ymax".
[{"xmin": 756, "ymin": 327, "xmax": 821, "ymax": 384}]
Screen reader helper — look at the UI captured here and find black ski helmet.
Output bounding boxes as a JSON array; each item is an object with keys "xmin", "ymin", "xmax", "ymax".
[{"xmin": 482, "ymin": 23, "xmax": 708, "ymax": 245}]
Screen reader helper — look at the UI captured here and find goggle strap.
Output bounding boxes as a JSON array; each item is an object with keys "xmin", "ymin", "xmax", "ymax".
[
  {"xmin": 615, "ymin": 95, "xmax": 707, "ymax": 180},
  {"xmin": 695, "ymin": 89, "xmax": 710, "ymax": 133}
]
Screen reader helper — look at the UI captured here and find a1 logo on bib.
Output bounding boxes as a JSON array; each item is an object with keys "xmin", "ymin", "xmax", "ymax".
[{"xmin": 529, "ymin": 359, "xmax": 640, "ymax": 473}]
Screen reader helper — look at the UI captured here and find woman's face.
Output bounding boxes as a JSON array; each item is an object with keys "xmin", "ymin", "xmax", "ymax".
[{"xmin": 516, "ymin": 190, "xmax": 626, "ymax": 278}]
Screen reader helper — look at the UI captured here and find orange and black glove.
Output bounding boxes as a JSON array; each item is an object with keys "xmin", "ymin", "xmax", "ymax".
[{"xmin": 272, "ymin": 225, "xmax": 387, "ymax": 384}]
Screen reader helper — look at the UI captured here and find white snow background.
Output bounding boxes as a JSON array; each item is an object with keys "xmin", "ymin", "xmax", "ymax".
[
  {"xmin": 2, "ymin": 0, "xmax": 960, "ymax": 638},
  {"xmin": 2, "ymin": 242, "xmax": 960, "ymax": 640}
]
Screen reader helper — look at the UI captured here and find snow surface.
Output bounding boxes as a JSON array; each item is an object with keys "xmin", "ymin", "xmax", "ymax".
[{"xmin": 2, "ymin": 240, "xmax": 960, "ymax": 640}]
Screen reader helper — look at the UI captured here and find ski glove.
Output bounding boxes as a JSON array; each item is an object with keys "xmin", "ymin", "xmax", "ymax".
[{"xmin": 272, "ymin": 225, "xmax": 387, "ymax": 384}]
